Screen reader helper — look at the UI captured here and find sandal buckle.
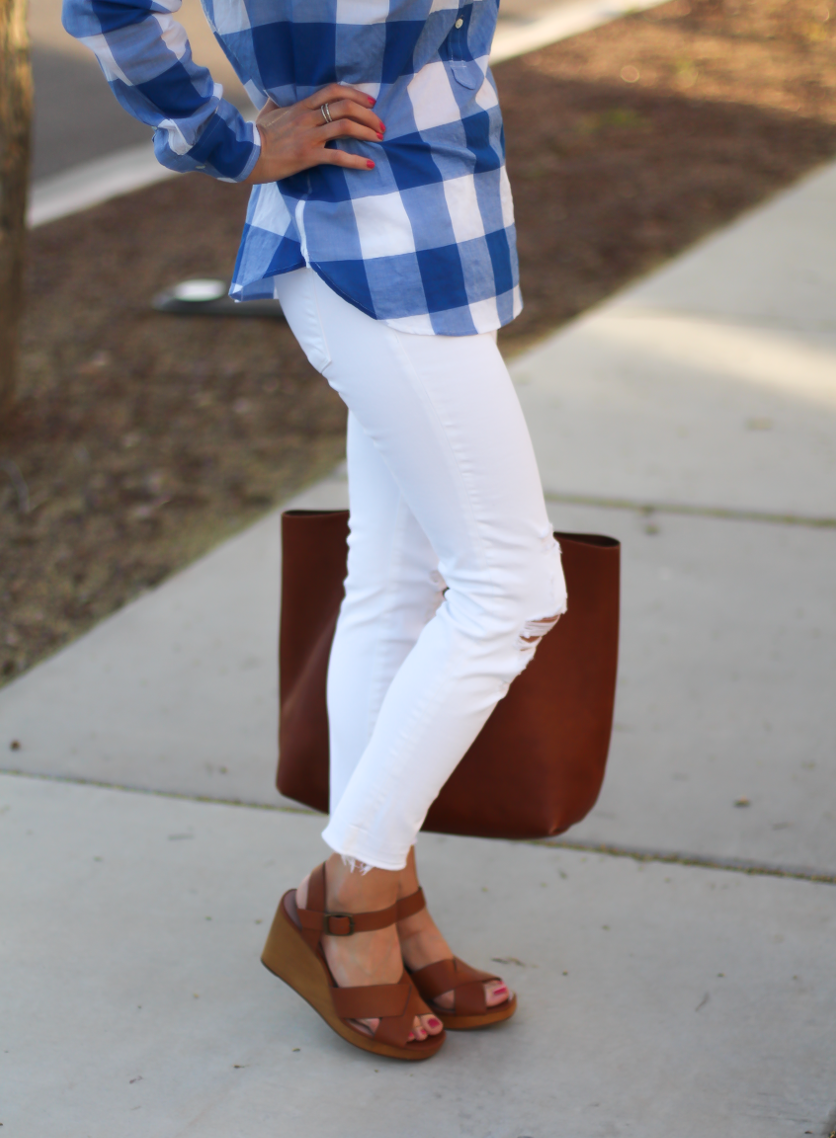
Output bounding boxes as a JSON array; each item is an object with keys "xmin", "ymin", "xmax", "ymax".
[{"xmin": 323, "ymin": 912, "xmax": 355, "ymax": 936}]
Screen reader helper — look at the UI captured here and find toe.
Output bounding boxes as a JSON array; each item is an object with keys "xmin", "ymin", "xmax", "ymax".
[{"xmin": 485, "ymin": 979, "xmax": 510, "ymax": 1007}]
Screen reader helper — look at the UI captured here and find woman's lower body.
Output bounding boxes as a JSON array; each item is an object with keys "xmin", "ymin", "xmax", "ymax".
[
  {"xmin": 274, "ymin": 266, "xmax": 567, "ymax": 868},
  {"xmin": 267, "ymin": 267, "xmax": 566, "ymax": 1052}
]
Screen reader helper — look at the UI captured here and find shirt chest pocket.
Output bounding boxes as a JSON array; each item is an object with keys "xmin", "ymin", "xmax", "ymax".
[
  {"xmin": 451, "ymin": 58, "xmax": 484, "ymax": 88},
  {"xmin": 446, "ymin": 0, "xmax": 488, "ymax": 89}
]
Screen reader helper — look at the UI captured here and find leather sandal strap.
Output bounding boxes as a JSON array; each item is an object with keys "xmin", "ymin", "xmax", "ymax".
[
  {"xmin": 377, "ymin": 979, "xmax": 432, "ymax": 1048},
  {"xmin": 331, "ymin": 979, "xmax": 412, "ymax": 1021},
  {"xmin": 395, "ymin": 887, "xmax": 426, "ymax": 922},
  {"xmin": 449, "ymin": 978, "xmax": 491, "ymax": 1017},
  {"xmin": 295, "ymin": 863, "xmax": 399, "ymax": 943},
  {"xmin": 332, "ymin": 971, "xmax": 430, "ymax": 1048},
  {"xmin": 297, "ymin": 863, "xmax": 327, "ymax": 950},
  {"xmin": 297, "ymin": 904, "xmax": 399, "ymax": 936},
  {"xmin": 293, "ymin": 866, "xmax": 435, "ymax": 1049},
  {"xmin": 410, "ymin": 956, "xmax": 499, "ymax": 1016}
]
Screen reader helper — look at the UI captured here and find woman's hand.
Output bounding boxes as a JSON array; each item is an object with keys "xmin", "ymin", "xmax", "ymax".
[{"xmin": 244, "ymin": 84, "xmax": 384, "ymax": 184}]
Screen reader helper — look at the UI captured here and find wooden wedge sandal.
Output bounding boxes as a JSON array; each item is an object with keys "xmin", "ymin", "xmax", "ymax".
[
  {"xmin": 261, "ymin": 864, "xmax": 445, "ymax": 1061},
  {"xmin": 396, "ymin": 888, "xmax": 518, "ymax": 1030}
]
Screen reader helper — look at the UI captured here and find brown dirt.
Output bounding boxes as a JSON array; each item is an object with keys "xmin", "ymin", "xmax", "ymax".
[{"xmin": 2, "ymin": 0, "xmax": 836, "ymax": 686}]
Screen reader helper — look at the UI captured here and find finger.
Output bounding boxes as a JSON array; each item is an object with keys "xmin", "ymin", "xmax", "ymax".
[
  {"xmin": 305, "ymin": 82, "xmax": 376, "ymax": 112},
  {"xmin": 317, "ymin": 149, "xmax": 376, "ymax": 171},
  {"xmin": 311, "ymin": 99, "xmax": 383, "ymax": 133},
  {"xmin": 319, "ymin": 118, "xmax": 383, "ymax": 145}
]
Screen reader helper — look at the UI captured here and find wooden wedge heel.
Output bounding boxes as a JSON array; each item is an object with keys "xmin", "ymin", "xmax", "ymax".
[
  {"xmin": 261, "ymin": 864, "xmax": 445, "ymax": 1060},
  {"xmin": 396, "ymin": 888, "xmax": 518, "ymax": 1031}
]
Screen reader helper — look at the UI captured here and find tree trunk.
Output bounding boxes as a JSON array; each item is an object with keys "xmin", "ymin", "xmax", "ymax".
[{"xmin": 0, "ymin": 0, "xmax": 32, "ymax": 424}]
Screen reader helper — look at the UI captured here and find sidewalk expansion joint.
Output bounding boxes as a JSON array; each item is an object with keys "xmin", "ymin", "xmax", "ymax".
[
  {"xmin": 0, "ymin": 767, "xmax": 319, "ymax": 817},
  {"xmin": 4, "ymin": 768, "xmax": 835, "ymax": 887},
  {"xmin": 536, "ymin": 837, "xmax": 836, "ymax": 887},
  {"xmin": 544, "ymin": 491, "xmax": 836, "ymax": 531}
]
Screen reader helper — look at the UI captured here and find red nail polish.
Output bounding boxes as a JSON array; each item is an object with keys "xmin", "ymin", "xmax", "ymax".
[
  {"xmin": 366, "ymin": 159, "xmax": 375, "ymax": 168},
  {"xmin": 379, "ymin": 122, "xmax": 386, "ymax": 131},
  {"xmin": 368, "ymin": 97, "xmax": 376, "ymax": 106},
  {"xmin": 428, "ymin": 1017, "xmax": 442, "ymax": 1028},
  {"xmin": 376, "ymin": 132, "xmax": 383, "ymax": 140}
]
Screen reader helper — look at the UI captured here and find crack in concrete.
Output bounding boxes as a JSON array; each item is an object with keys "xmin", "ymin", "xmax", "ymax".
[
  {"xmin": 3, "ymin": 767, "xmax": 835, "ymax": 887},
  {"xmin": 536, "ymin": 836, "xmax": 836, "ymax": 887},
  {"xmin": 543, "ymin": 491, "xmax": 836, "ymax": 531},
  {"xmin": 0, "ymin": 767, "xmax": 319, "ymax": 815}
]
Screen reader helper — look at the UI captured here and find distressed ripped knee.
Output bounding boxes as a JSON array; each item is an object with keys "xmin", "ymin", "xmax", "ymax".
[
  {"xmin": 514, "ymin": 536, "xmax": 567, "ymax": 666},
  {"xmin": 424, "ymin": 569, "xmax": 447, "ymax": 624},
  {"xmin": 518, "ymin": 611, "xmax": 562, "ymax": 650}
]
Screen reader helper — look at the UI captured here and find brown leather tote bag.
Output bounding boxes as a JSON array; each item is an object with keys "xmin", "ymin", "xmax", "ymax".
[{"xmin": 277, "ymin": 509, "xmax": 620, "ymax": 840}]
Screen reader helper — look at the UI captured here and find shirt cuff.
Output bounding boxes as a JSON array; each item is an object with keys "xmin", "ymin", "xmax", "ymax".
[{"xmin": 154, "ymin": 105, "xmax": 261, "ymax": 183}]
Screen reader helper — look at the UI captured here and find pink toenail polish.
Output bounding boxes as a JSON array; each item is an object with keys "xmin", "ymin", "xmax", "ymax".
[{"xmin": 428, "ymin": 1017, "xmax": 442, "ymax": 1028}]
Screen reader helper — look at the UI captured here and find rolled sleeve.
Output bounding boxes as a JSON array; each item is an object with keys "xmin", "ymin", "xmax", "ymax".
[{"xmin": 62, "ymin": 0, "xmax": 260, "ymax": 181}]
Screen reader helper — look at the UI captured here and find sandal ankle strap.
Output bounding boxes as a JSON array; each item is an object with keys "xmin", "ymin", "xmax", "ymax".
[
  {"xmin": 297, "ymin": 902, "xmax": 400, "ymax": 936},
  {"xmin": 395, "ymin": 887, "xmax": 426, "ymax": 922},
  {"xmin": 296, "ymin": 863, "xmax": 400, "ymax": 939}
]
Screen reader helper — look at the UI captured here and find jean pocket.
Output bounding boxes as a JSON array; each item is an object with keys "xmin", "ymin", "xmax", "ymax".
[{"xmin": 275, "ymin": 267, "xmax": 332, "ymax": 375}]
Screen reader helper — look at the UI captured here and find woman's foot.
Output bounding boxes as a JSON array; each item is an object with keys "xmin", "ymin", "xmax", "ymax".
[
  {"xmin": 396, "ymin": 848, "xmax": 511, "ymax": 1011},
  {"xmin": 296, "ymin": 854, "xmax": 443, "ymax": 1043}
]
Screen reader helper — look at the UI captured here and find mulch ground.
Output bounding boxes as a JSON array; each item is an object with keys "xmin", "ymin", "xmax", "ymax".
[{"xmin": 2, "ymin": 0, "xmax": 836, "ymax": 687}]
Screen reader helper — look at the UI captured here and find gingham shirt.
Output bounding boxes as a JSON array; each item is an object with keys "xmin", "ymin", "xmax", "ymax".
[{"xmin": 63, "ymin": 0, "xmax": 522, "ymax": 334}]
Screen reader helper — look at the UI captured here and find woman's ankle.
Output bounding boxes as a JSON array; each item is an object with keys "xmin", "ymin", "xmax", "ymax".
[
  {"xmin": 324, "ymin": 852, "xmax": 400, "ymax": 912},
  {"xmin": 297, "ymin": 852, "xmax": 413, "ymax": 916},
  {"xmin": 396, "ymin": 846, "xmax": 421, "ymax": 898}
]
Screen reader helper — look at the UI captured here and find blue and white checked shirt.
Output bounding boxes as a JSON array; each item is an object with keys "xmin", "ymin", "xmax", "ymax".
[{"xmin": 63, "ymin": 0, "xmax": 522, "ymax": 334}]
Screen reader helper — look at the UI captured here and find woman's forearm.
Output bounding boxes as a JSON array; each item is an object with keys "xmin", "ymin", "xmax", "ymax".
[{"xmin": 60, "ymin": 0, "xmax": 260, "ymax": 181}]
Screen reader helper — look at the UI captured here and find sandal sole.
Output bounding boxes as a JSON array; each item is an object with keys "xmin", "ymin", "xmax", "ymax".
[
  {"xmin": 433, "ymin": 992, "xmax": 518, "ymax": 1031},
  {"xmin": 262, "ymin": 891, "xmax": 445, "ymax": 1061}
]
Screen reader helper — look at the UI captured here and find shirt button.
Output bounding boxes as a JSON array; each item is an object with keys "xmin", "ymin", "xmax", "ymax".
[{"xmin": 455, "ymin": 16, "xmax": 464, "ymax": 27}]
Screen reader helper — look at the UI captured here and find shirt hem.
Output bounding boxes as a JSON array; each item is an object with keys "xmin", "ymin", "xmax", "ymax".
[{"xmin": 233, "ymin": 266, "xmax": 523, "ymax": 337}]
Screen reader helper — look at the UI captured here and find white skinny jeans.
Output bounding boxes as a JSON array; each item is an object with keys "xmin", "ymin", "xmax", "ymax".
[{"xmin": 274, "ymin": 268, "xmax": 567, "ymax": 871}]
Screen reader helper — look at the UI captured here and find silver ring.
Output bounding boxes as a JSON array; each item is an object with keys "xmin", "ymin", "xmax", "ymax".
[{"xmin": 320, "ymin": 102, "xmax": 332, "ymax": 124}]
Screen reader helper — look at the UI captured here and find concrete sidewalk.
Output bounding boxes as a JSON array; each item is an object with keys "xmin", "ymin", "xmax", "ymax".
[
  {"xmin": 3, "ymin": 776, "xmax": 834, "ymax": 1137},
  {"xmin": 2, "ymin": 159, "xmax": 836, "ymax": 1134}
]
